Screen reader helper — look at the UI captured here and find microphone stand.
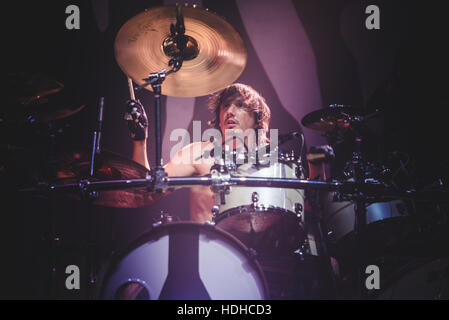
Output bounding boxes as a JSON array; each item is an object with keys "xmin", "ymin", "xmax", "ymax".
[
  {"xmin": 45, "ymin": 122, "xmax": 58, "ymax": 299},
  {"xmin": 350, "ymin": 132, "xmax": 369, "ymax": 299},
  {"xmin": 306, "ymin": 185, "xmax": 341, "ymax": 299},
  {"xmin": 86, "ymin": 97, "xmax": 104, "ymax": 299},
  {"xmin": 338, "ymin": 115, "xmax": 370, "ymax": 299}
]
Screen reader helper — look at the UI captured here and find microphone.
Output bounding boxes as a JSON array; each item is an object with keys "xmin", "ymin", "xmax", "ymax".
[
  {"xmin": 175, "ymin": 5, "xmax": 185, "ymax": 37},
  {"xmin": 168, "ymin": 5, "xmax": 188, "ymax": 72},
  {"xmin": 96, "ymin": 97, "xmax": 104, "ymax": 154},
  {"xmin": 171, "ymin": 5, "xmax": 187, "ymax": 51},
  {"xmin": 90, "ymin": 97, "xmax": 104, "ymax": 177}
]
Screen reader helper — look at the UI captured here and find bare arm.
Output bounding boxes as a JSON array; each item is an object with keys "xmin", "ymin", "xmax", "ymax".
[
  {"xmin": 304, "ymin": 145, "xmax": 333, "ymax": 213},
  {"xmin": 306, "ymin": 145, "xmax": 334, "ymax": 181},
  {"xmin": 308, "ymin": 161, "xmax": 326, "ymax": 181},
  {"xmin": 163, "ymin": 142, "xmax": 203, "ymax": 177},
  {"xmin": 131, "ymin": 139, "xmax": 200, "ymax": 205},
  {"xmin": 132, "ymin": 139, "xmax": 150, "ymax": 170},
  {"xmin": 127, "ymin": 99, "xmax": 202, "ymax": 177}
]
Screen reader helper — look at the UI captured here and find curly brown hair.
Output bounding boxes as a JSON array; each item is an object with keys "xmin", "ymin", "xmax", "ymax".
[{"xmin": 207, "ymin": 83, "xmax": 271, "ymax": 132}]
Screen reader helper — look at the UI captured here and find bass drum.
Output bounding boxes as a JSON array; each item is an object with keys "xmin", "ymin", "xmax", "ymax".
[
  {"xmin": 214, "ymin": 154, "xmax": 305, "ymax": 255},
  {"xmin": 100, "ymin": 222, "xmax": 269, "ymax": 300}
]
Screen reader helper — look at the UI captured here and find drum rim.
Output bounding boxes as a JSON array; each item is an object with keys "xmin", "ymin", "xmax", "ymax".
[
  {"xmin": 99, "ymin": 221, "xmax": 270, "ymax": 299},
  {"xmin": 235, "ymin": 157, "xmax": 299, "ymax": 168},
  {"xmin": 214, "ymin": 204, "xmax": 304, "ymax": 226},
  {"xmin": 228, "ymin": 148, "xmax": 304, "ymax": 174}
]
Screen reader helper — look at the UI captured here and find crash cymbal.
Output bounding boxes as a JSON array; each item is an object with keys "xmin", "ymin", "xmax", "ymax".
[
  {"xmin": 114, "ymin": 5, "xmax": 247, "ymax": 97},
  {"xmin": 301, "ymin": 105, "xmax": 366, "ymax": 132},
  {"xmin": 54, "ymin": 148, "xmax": 153, "ymax": 208}
]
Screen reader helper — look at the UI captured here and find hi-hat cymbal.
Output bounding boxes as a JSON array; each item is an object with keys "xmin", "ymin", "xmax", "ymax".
[
  {"xmin": 4, "ymin": 72, "xmax": 85, "ymax": 124},
  {"xmin": 24, "ymin": 91, "xmax": 86, "ymax": 123},
  {"xmin": 114, "ymin": 5, "xmax": 247, "ymax": 97},
  {"xmin": 7, "ymin": 72, "xmax": 64, "ymax": 105},
  {"xmin": 301, "ymin": 105, "xmax": 366, "ymax": 132}
]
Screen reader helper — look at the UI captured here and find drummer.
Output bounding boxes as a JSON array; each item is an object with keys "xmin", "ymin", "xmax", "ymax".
[{"xmin": 127, "ymin": 83, "xmax": 332, "ymax": 222}]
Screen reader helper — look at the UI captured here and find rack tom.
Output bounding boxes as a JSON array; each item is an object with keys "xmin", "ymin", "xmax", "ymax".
[{"xmin": 213, "ymin": 152, "xmax": 306, "ymax": 254}]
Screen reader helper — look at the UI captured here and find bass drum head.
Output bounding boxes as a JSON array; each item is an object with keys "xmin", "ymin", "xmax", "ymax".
[{"xmin": 100, "ymin": 222, "xmax": 269, "ymax": 300}]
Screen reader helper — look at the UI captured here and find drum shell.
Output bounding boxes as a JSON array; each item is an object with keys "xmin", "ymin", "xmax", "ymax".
[
  {"xmin": 218, "ymin": 160, "xmax": 305, "ymax": 219},
  {"xmin": 214, "ymin": 160, "xmax": 306, "ymax": 253},
  {"xmin": 100, "ymin": 222, "xmax": 269, "ymax": 300},
  {"xmin": 323, "ymin": 192, "xmax": 409, "ymax": 242}
]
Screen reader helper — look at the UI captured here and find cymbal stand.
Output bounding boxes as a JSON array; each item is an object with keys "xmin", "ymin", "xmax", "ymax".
[
  {"xmin": 37, "ymin": 120, "xmax": 69, "ymax": 298},
  {"xmin": 324, "ymin": 112, "xmax": 372, "ymax": 298},
  {"xmin": 134, "ymin": 5, "xmax": 186, "ymax": 193},
  {"xmin": 346, "ymin": 127, "xmax": 369, "ymax": 299},
  {"xmin": 306, "ymin": 186, "xmax": 340, "ymax": 299},
  {"xmin": 133, "ymin": 64, "xmax": 181, "ymax": 193},
  {"xmin": 45, "ymin": 122, "xmax": 59, "ymax": 299},
  {"xmin": 86, "ymin": 97, "xmax": 105, "ymax": 299}
]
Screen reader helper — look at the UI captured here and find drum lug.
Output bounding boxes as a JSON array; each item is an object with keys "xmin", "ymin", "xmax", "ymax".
[
  {"xmin": 152, "ymin": 212, "xmax": 176, "ymax": 228},
  {"xmin": 295, "ymin": 165, "xmax": 303, "ymax": 178},
  {"xmin": 211, "ymin": 205, "xmax": 220, "ymax": 218},
  {"xmin": 295, "ymin": 239, "xmax": 310, "ymax": 258},
  {"xmin": 251, "ymin": 192, "xmax": 259, "ymax": 209},
  {"xmin": 152, "ymin": 221, "xmax": 163, "ymax": 228},
  {"xmin": 251, "ymin": 192, "xmax": 260, "ymax": 203},
  {"xmin": 295, "ymin": 203, "xmax": 303, "ymax": 218},
  {"xmin": 204, "ymin": 220, "xmax": 216, "ymax": 227}
]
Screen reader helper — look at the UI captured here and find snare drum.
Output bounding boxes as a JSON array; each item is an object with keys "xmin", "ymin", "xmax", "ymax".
[
  {"xmin": 100, "ymin": 222, "xmax": 269, "ymax": 300},
  {"xmin": 213, "ymin": 153, "xmax": 306, "ymax": 254}
]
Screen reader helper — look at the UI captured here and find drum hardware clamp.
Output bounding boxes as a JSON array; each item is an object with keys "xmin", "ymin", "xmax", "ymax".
[{"xmin": 210, "ymin": 161, "xmax": 232, "ymax": 205}]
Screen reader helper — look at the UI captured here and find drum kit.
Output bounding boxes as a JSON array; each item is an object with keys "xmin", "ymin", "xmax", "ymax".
[{"xmin": 3, "ymin": 5, "xmax": 449, "ymax": 300}]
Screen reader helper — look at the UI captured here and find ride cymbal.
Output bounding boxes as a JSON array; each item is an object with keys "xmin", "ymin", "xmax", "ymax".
[
  {"xmin": 114, "ymin": 5, "xmax": 247, "ymax": 97},
  {"xmin": 301, "ymin": 105, "xmax": 366, "ymax": 132}
]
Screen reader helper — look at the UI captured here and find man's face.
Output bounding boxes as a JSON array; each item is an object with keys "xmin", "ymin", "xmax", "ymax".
[{"xmin": 219, "ymin": 99, "xmax": 256, "ymax": 134}]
